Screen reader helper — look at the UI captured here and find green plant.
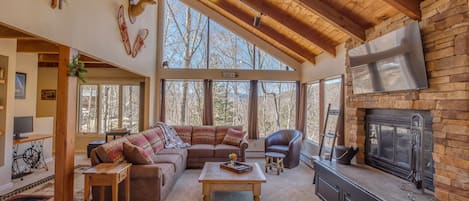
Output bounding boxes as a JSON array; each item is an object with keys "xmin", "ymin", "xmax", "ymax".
[{"xmin": 68, "ymin": 54, "xmax": 87, "ymax": 82}]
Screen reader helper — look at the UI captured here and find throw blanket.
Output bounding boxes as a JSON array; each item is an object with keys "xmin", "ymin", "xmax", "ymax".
[{"xmin": 155, "ymin": 122, "xmax": 191, "ymax": 149}]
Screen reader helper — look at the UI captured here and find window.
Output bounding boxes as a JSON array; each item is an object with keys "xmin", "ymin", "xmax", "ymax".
[
  {"xmin": 258, "ymin": 81, "xmax": 296, "ymax": 137},
  {"xmin": 162, "ymin": 0, "xmax": 293, "ymax": 71},
  {"xmin": 122, "ymin": 86, "xmax": 140, "ymax": 133},
  {"xmin": 78, "ymin": 84, "xmax": 141, "ymax": 134},
  {"xmin": 213, "ymin": 81, "xmax": 249, "ymax": 130},
  {"xmin": 79, "ymin": 85, "xmax": 98, "ymax": 133},
  {"xmin": 209, "ymin": 21, "xmax": 254, "ymax": 69},
  {"xmin": 165, "ymin": 80, "xmax": 204, "ymax": 125},
  {"xmin": 163, "ymin": 0, "xmax": 208, "ymax": 69},
  {"xmin": 324, "ymin": 78, "xmax": 342, "ymax": 135},
  {"xmin": 306, "ymin": 82, "xmax": 320, "ymax": 142}
]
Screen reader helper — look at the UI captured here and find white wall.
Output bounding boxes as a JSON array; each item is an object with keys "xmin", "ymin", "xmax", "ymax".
[
  {"xmin": 15, "ymin": 53, "xmax": 38, "ymax": 116},
  {"xmin": 0, "ymin": 39, "xmax": 17, "ymax": 191},
  {"xmin": 301, "ymin": 44, "xmax": 346, "ymax": 83},
  {"xmin": 13, "ymin": 53, "xmax": 54, "ymax": 172},
  {"xmin": 0, "ymin": 0, "xmax": 156, "ymax": 126}
]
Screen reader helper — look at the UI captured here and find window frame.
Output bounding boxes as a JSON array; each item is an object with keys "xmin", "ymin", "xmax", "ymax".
[
  {"xmin": 77, "ymin": 83, "xmax": 141, "ymax": 135},
  {"xmin": 304, "ymin": 75, "xmax": 343, "ymax": 144}
]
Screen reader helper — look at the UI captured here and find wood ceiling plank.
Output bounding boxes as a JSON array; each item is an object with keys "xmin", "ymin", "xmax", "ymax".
[
  {"xmin": 205, "ymin": 0, "xmax": 316, "ymax": 63},
  {"xmin": 381, "ymin": 0, "xmax": 421, "ymax": 20},
  {"xmin": 38, "ymin": 53, "xmax": 102, "ymax": 63},
  {"xmin": 295, "ymin": 0, "xmax": 366, "ymax": 41},
  {"xmin": 240, "ymin": 0, "xmax": 336, "ymax": 56},
  {"xmin": 0, "ymin": 24, "xmax": 33, "ymax": 38},
  {"xmin": 38, "ymin": 62, "xmax": 117, "ymax": 68},
  {"xmin": 17, "ymin": 39, "xmax": 59, "ymax": 53}
]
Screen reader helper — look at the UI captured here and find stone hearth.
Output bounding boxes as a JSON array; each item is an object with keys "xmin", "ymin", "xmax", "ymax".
[{"xmin": 344, "ymin": 1, "xmax": 469, "ymax": 200}]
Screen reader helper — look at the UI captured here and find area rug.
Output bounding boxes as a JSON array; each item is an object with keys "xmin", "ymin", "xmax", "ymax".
[
  {"xmin": 0, "ymin": 165, "xmax": 89, "ymax": 201},
  {"xmin": 5, "ymin": 195, "xmax": 52, "ymax": 201},
  {"xmin": 3, "ymin": 160, "xmax": 318, "ymax": 201}
]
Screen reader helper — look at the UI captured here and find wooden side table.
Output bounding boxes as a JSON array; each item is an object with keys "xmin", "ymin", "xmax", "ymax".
[
  {"xmin": 83, "ymin": 162, "xmax": 132, "ymax": 201},
  {"xmin": 265, "ymin": 152, "xmax": 285, "ymax": 175}
]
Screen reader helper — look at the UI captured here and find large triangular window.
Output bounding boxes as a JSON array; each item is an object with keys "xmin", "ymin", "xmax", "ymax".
[{"xmin": 162, "ymin": 0, "xmax": 294, "ymax": 71}]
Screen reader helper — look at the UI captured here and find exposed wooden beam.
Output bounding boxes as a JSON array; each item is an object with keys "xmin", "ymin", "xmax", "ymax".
[
  {"xmin": 17, "ymin": 39, "xmax": 59, "ymax": 53},
  {"xmin": 295, "ymin": 0, "xmax": 366, "ymax": 41},
  {"xmin": 0, "ymin": 24, "xmax": 33, "ymax": 39},
  {"xmin": 205, "ymin": 0, "xmax": 316, "ymax": 63},
  {"xmin": 240, "ymin": 0, "xmax": 336, "ymax": 56},
  {"xmin": 38, "ymin": 62, "xmax": 117, "ymax": 68},
  {"xmin": 55, "ymin": 45, "xmax": 77, "ymax": 201},
  {"xmin": 38, "ymin": 53, "xmax": 102, "ymax": 63},
  {"xmin": 382, "ymin": 0, "xmax": 421, "ymax": 20}
]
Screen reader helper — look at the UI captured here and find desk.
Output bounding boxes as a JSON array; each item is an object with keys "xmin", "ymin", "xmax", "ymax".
[{"xmin": 12, "ymin": 134, "xmax": 52, "ymax": 179}]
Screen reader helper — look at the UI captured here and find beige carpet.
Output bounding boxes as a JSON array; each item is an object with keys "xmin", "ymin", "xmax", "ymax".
[
  {"xmin": 165, "ymin": 159, "xmax": 320, "ymax": 201},
  {"xmin": 9, "ymin": 159, "xmax": 319, "ymax": 201}
]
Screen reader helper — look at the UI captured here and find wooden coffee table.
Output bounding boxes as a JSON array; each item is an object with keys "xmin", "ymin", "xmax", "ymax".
[{"xmin": 198, "ymin": 162, "xmax": 267, "ymax": 201}]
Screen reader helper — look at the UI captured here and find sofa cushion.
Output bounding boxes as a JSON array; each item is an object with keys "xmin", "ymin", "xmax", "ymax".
[
  {"xmin": 126, "ymin": 134, "xmax": 154, "ymax": 157},
  {"xmin": 215, "ymin": 126, "xmax": 242, "ymax": 144},
  {"xmin": 158, "ymin": 148, "xmax": 188, "ymax": 159},
  {"xmin": 222, "ymin": 128, "xmax": 245, "ymax": 146},
  {"xmin": 142, "ymin": 128, "xmax": 165, "ymax": 153},
  {"xmin": 173, "ymin": 126, "xmax": 192, "ymax": 144},
  {"xmin": 95, "ymin": 137, "xmax": 130, "ymax": 163},
  {"xmin": 192, "ymin": 126, "xmax": 216, "ymax": 145},
  {"xmin": 266, "ymin": 145, "xmax": 289, "ymax": 155},
  {"xmin": 214, "ymin": 144, "xmax": 240, "ymax": 158},
  {"xmin": 123, "ymin": 142, "xmax": 153, "ymax": 165},
  {"xmin": 187, "ymin": 144, "xmax": 214, "ymax": 158},
  {"xmin": 153, "ymin": 163, "xmax": 175, "ymax": 186},
  {"xmin": 152, "ymin": 154, "xmax": 183, "ymax": 173}
]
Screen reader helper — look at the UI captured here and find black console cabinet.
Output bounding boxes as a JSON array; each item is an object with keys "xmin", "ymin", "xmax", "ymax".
[{"xmin": 314, "ymin": 160, "xmax": 382, "ymax": 201}]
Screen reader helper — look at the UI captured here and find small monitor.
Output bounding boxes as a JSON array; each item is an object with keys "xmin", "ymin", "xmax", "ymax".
[{"xmin": 14, "ymin": 116, "xmax": 33, "ymax": 139}]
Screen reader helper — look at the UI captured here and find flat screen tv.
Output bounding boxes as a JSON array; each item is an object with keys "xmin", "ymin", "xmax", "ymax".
[
  {"xmin": 349, "ymin": 21, "xmax": 428, "ymax": 94},
  {"xmin": 14, "ymin": 116, "xmax": 33, "ymax": 139}
]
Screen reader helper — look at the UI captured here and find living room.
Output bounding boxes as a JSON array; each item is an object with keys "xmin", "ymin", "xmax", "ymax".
[{"xmin": 0, "ymin": 0, "xmax": 468, "ymax": 201}]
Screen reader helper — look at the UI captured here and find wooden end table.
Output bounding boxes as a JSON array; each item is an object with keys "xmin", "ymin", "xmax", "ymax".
[
  {"xmin": 198, "ymin": 162, "xmax": 266, "ymax": 201},
  {"xmin": 265, "ymin": 152, "xmax": 285, "ymax": 175},
  {"xmin": 83, "ymin": 162, "xmax": 132, "ymax": 201}
]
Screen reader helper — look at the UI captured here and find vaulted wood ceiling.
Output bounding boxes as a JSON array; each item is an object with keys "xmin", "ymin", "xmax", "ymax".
[{"xmin": 198, "ymin": 0, "xmax": 421, "ymax": 64}]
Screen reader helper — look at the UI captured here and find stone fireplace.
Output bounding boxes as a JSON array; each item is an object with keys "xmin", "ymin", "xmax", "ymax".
[
  {"xmin": 365, "ymin": 109, "xmax": 434, "ymax": 190},
  {"xmin": 344, "ymin": 1, "xmax": 469, "ymax": 200}
]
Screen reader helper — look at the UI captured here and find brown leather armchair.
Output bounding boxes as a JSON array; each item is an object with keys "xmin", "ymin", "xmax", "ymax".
[{"xmin": 265, "ymin": 129, "xmax": 303, "ymax": 168}]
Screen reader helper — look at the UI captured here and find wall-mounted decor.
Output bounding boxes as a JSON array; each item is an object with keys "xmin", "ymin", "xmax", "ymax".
[
  {"xmin": 128, "ymin": 0, "xmax": 156, "ymax": 24},
  {"xmin": 132, "ymin": 29, "xmax": 149, "ymax": 58},
  {"xmin": 118, "ymin": 5, "xmax": 132, "ymax": 55},
  {"xmin": 41, "ymin": 89, "xmax": 57, "ymax": 100},
  {"xmin": 15, "ymin": 72, "xmax": 26, "ymax": 99},
  {"xmin": 118, "ymin": 4, "xmax": 150, "ymax": 58}
]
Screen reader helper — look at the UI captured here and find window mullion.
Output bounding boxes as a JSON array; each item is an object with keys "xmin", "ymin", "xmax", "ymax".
[{"xmin": 97, "ymin": 84, "xmax": 101, "ymax": 134}]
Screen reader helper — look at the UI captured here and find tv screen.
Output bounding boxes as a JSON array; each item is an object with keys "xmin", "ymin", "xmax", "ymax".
[
  {"xmin": 14, "ymin": 116, "xmax": 33, "ymax": 135},
  {"xmin": 349, "ymin": 21, "xmax": 428, "ymax": 94}
]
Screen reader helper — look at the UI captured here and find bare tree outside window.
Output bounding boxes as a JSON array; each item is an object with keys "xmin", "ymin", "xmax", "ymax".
[
  {"xmin": 122, "ymin": 85, "xmax": 140, "ymax": 133},
  {"xmin": 99, "ymin": 85, "xmax": 120, "ymax": 133},
  {"xmin": 258, "ymin": 81, "xmax": 296, "ymax": 137},
  {"xmin": 79, "ymin": 85, "xmax": 98, "ymax": 133},
  {"xmin": 213, "ymin": 81, "xmax": 249, "ymax": 130},
  {"xmin": 306, "ymin": 82, "xmax": 320, "ymax": 142},
  {"xmin": 165, "ymin": 80, "xmax": 204, "ymax": 125}
]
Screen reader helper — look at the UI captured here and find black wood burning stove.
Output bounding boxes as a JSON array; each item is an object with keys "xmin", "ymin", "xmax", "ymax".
[{"xmin": 365, "ymin": 109, "xmax": 434, "ymax": 191}]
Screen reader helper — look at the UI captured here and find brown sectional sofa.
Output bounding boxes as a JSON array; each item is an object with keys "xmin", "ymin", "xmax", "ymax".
[{"xmin": 90, "ymin": 125, "xmax": 248, "ymax": 201}]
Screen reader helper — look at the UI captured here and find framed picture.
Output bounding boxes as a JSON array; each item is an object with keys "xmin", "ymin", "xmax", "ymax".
[
  {"xmin": 41, "ymin": 89, "xmax": 56, "ymax": 100},
  {"xmin": 15, "ymin": 72, "xmax": 26, "ymax": 99}
]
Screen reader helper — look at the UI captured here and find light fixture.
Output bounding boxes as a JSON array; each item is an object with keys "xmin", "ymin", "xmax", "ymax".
[{"xmin": 253, "ymin": 13, "xmax": 263, "ymax": 27}]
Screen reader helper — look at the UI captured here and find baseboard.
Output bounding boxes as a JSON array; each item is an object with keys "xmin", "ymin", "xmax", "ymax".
[
  {"xmin": 0, "ymin": 182, "xmax": 13, "ymax": 192},
  {"xmin": 246, "ymin": 150, "xmax": 265, "ymax": 158},
  {"xmin": 300, "ymin": 152, "xmax": 314, "ymax": 169}
]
